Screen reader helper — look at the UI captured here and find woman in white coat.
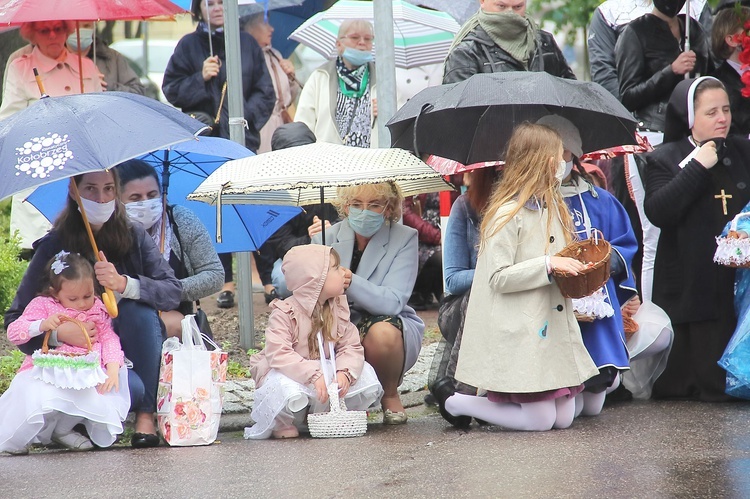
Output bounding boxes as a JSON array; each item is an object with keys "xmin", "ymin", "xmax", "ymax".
[
  {"xmin": 295, "ymin": 20, "xmax": 378, "ymax": 148},
  {"xmin": 312, "ymin": 181, "xmax": 423, "ymax": 424},
  {"xmin": 433, "ymin": 123, "xmax": 598, "ymax": 431}
]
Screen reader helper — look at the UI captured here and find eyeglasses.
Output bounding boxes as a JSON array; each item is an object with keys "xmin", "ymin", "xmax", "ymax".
[
  {"xmin": 340, "ymin": 34, "xmax": 374, "ymax": 43},
  {"xmin": 348, "ymin": 201, "xmax": 386, "ymax": 212},
  {"xmin": 38, "ymin": 26, "xmax": 67, "ymax": 37}
]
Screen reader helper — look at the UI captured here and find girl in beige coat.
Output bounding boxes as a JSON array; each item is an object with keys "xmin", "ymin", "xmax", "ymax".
[
  {"xmin": 245, "ymin": 245, "xmax": 382, "ymax": 439},
  {"xmin": 433, "ymin": 123, "xmax": 598, "ymax": 431}
]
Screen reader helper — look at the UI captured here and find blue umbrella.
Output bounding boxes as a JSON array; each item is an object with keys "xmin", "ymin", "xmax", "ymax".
[
  {"xmin": 0, "ymin": 91, "xmax": 206, "ymax": 201},
  {"xmin": 27, "ymin": 137, "xmax": 302, "ymax": 253}
]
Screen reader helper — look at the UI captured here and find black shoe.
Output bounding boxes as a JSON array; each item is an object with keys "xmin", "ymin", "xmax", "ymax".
[
  {"xmin": 131, "ymin": 432, "xmax": 160, "ymax": 448},
  {"xmin": 408, "ymin": 293, "xmax": 427, "ymax": 311},
  {"xmin": 423, "ymin": 392, "xmax": 437, "ymax": 407},
  {"xmin": 216, "ymin": 290, "xmax": 235, "ymax": 308},
  {"xmin": 432, "ymin": 377, "xmax": 471, "ymax": 429},
  {"xmin": 264, "ymin": 288, "xmax": 278, "ymax": 304}
]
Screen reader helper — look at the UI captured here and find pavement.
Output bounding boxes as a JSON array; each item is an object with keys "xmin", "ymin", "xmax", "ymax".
[{"xmin": 4, "ymin": 400, "xmax": 750, "ymax": 497}]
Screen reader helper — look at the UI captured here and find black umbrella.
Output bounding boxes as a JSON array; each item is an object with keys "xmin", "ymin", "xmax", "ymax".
[
  {"xmin": 387, "ymin": 71, "xmax": 638, "ymax": 165},
  {"xmin": 388, "ymin": 82, "xmax": 458, "ymax": 153}
]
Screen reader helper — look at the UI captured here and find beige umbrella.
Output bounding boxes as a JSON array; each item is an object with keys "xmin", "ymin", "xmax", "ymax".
[{"xmin": 187, "ymin": 142, "xmax": 454, "ymax": 244}]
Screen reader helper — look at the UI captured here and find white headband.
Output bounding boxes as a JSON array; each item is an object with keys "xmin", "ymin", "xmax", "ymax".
[{"xmin": 687, "ymin": 76, "xmax": 720, "ymax": 130}]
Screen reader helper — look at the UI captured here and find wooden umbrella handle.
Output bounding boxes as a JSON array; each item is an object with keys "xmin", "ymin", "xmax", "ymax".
[{"xmin": 70, "ymin": 181, "xmax": 119, "ymax": 318}]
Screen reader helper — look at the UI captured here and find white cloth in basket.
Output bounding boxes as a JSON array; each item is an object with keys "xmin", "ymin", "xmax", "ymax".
[
  {"xmin": 714, "ymin": 212, "xmax": 750, "ymax": 267},
  {"xmin": 0, "ymin": 366, "xmax": 130, "ymax": 452},
  {"xmin": 572, "ymin": 287, "xmax": 615, "ymax": 319}
]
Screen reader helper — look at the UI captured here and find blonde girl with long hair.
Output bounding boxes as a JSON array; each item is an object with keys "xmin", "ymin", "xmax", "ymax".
[
  {"xmin": 245, "ymin": 245, "xmax": 383, "ymax": 439},
  {"xmin": 432, "ymin": 123, "xmax": 599, "ymax": 431}
]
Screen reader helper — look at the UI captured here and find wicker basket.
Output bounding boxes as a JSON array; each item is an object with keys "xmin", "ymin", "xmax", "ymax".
[
  {"xmin": 552, "ymin": 230, "xmax": 612, "ymax": 299},
  {"xmin": 307, "ymin": 383, "xmax": 368, "ymax": 439},
  {"xmin": 31, "ymin": 315, "xmax": 106, "ymax": 390},
  {"xmin": 623, "ymin": 314, "xmax": 639, "ymax": 342}
]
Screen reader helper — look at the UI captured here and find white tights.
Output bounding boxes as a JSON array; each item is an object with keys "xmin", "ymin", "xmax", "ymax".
[
  {"xmin": 444, "ymin": 393, "xmax": 577, "ymax": 431},
  {"xmin": 574, "ymin": 374, "xmax": 622, "ymax": 418}
]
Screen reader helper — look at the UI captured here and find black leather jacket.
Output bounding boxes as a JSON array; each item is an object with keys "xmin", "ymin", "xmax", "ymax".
[
  {"xmin": 712, "ymin": 61, "xmax": 750, "ymax": 138},
  {"xmin": 443, "ymin": 25, "xmax": 575, "ymax": 84},
  {"xmin": 615, "ymin": 14, "xmax": 712, "ymax": 132}
]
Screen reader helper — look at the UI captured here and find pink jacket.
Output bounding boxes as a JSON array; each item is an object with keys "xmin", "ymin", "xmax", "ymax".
[
  {"xmin": 7, "ymin": 295, "xmax": 124, "ymax": 373},
  {"xmin": 249, "ymin": 245, "xmax": 365, "ymax": 387}
]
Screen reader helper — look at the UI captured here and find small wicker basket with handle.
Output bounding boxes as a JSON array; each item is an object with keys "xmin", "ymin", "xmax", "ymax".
[
  {"xmin": 552, "ymin": 229, "xmax": 612, "ymax": 299},
  {"xmin": 306, "ymin": 333, "xmax": 367, "ymax": 438},
  {"xmin": 31, "ymin": 315, "xmax": 107, "ymax": 390}
]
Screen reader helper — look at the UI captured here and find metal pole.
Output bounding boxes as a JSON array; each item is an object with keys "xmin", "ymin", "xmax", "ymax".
[
  {"xmin": 143, "ymin": 22, "xmax": 150, "ymax": 76},
  {"xmin": 224, "ymin": 0, "xmax": 256, "ymax": 351},
  {"xmin": 373, "ymin": 0, "xmax": 397, "ymax": 148}
]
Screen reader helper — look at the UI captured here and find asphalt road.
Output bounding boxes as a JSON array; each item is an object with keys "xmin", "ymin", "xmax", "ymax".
[{"xmin": 3, "ymin": 399, "xmax": 750, "ymax": 498}]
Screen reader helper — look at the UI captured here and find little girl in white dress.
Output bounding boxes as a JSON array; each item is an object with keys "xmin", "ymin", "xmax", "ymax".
[
  {"xmin": 0, "ymin": 251, "xmax": 129, "ymax": 454},
  {"xmin": 245, "ymin": 245, "xmax": 382, "ymax": 439}
]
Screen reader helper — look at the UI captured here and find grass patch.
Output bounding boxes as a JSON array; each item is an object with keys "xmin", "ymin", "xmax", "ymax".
[
  {"xmin": 423, "ymin": 326, "xmax": 442, "ymax": 344},
  {"xmin": 227, "ymin": 360, "xmax": 249, "ymax": 379},
  {"xmin": 0, "ymin": 349, "xmax": 24, "ymax": 395}
]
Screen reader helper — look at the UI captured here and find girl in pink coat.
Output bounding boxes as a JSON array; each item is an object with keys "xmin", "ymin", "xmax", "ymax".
[
  {"xmin": 0, "ymin": 251, "xmax": 129, "ymax": 454},
  {"xmin": 245, "ymin": 245, "xmax": 382, "ymax": 439}
]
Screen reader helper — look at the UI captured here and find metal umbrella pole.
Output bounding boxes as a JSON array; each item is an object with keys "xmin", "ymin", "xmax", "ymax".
[
  {"xmin": 224, "ymin": 0, "xmax": 256, "ymax": 350},
  {"xmin": 684, "ymin": 0, "xmax": 691, "ymax": 79},
  {"xmin": 206, "ymin": 0, "xmax": 215, "ymax": 57},
  {"xmin": 374, "ymin": 0, "xmax": 397, "ymax": 148}
]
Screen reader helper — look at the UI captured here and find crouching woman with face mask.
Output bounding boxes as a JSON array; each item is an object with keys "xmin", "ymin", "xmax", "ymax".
[
  {"xmin": 115, "ymin": 159, "xmax": 224, "ymax": 339},
  {"xmin": 4, "ymin": 169, "xmax": 182, "ymax": 448},
  {"xmin": 308, "ymin": 181, "xmax": 424, "ymax": 425}
]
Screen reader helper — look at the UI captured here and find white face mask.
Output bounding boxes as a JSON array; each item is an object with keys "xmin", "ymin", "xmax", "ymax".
[
  {"xmin": 125, "ymin": 198, "xmax": 163, "ymax": 230},
  {"xmin": 563, "ymin": 160, "xmax": 574, "ymax": 180},
  {"xmin": 555, "ymin": 159, "xmax": 567, "ymax": 184},
  {"xmin": 78, "ymin": 196, "xmax": 115, "ymax": 225}
]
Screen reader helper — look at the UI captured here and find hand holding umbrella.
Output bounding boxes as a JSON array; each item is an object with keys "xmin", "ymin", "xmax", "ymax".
[{"xmin": 70, "ymin": 180, "xmax": 119, "ymax": 318}]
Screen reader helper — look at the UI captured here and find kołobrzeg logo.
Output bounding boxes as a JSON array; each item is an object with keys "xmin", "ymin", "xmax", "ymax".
[{"xmin": 15, "ymin": 132, "xmax": 73, "ymax": 178}]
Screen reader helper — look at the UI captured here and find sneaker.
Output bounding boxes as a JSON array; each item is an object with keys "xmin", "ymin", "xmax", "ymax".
[
  {"xmin": 52, "ymin": 431, "xmax": 94, "ymax": 451},
  {"xmin": 216, "ymin": 290, "xmax": 235, "ymax": 308}
]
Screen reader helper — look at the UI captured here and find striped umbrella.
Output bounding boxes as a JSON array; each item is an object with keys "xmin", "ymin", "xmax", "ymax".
[{"xmin": 289, "ymin": 0, "xmax": 460, "ymax": 69}]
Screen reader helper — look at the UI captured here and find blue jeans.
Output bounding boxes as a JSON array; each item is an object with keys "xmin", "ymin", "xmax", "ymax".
[
  {"xmin": 271, "ymin": 258, "xmax": 291, "ymax": 299},
  {"xmin": 113, "ymin": 300, "xmax": 163, "ymax": 413}
]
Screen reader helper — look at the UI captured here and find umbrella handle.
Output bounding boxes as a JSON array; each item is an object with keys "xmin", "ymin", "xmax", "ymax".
[
  {"xmin": 71, "ymin": 181, "xmax": 119, "ymax": 318},
  {"xmin": 32, "ymin": 68, "xmax": 47, "ymax": 97}
]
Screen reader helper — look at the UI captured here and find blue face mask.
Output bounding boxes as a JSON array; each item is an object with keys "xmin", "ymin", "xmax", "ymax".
[
  {"xmin": 342, "ymin": 47, "xmax": 373, "ymax": 67},
  {"xmin": 67, "ymin": 28, "xmax": 95, "ymax": 52},
  {"xmin": 347, "ymin": 207, "xmax": 385, "ymax": 237}
]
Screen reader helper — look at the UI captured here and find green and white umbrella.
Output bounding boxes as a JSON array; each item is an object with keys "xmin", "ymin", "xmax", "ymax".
[{"xmin": 289, "ymin": 0, "xmax": 460, "ymax": 69}]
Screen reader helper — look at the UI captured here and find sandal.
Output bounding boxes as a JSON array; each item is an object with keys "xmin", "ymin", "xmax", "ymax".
[
  {"xmin": 383, "ymin": 409, "xmax": 408, "ymax": 425},
  {"xmin": 52, "ymin": 431, "xmax": 93, "ymax": 451}
]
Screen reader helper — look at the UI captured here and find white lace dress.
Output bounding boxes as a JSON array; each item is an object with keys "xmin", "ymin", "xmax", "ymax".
[{"xmin": 0, "ymin": 366, "xmax": 130, "ymax": 452}]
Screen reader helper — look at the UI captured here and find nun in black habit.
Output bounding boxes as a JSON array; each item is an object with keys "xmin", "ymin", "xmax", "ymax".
[{"xmin": 644, "ymin": 76, "xmax": 750, "ymax": 401}]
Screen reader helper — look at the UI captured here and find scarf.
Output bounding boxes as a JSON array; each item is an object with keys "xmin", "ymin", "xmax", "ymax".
[
  {"xmin": 335, "ymin": 56, "xmax": 368, "ymax": 97},
  {"xmin": 478, "ymin": 10, "xmax": 538, "ymax": 68},
  {"xmin": 148, "ymin": 215, "xmax": 173, "ymax": 262},
  {"xmin": 197, "ymin": 21, "xmax": 224, "ymax": 37}
]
